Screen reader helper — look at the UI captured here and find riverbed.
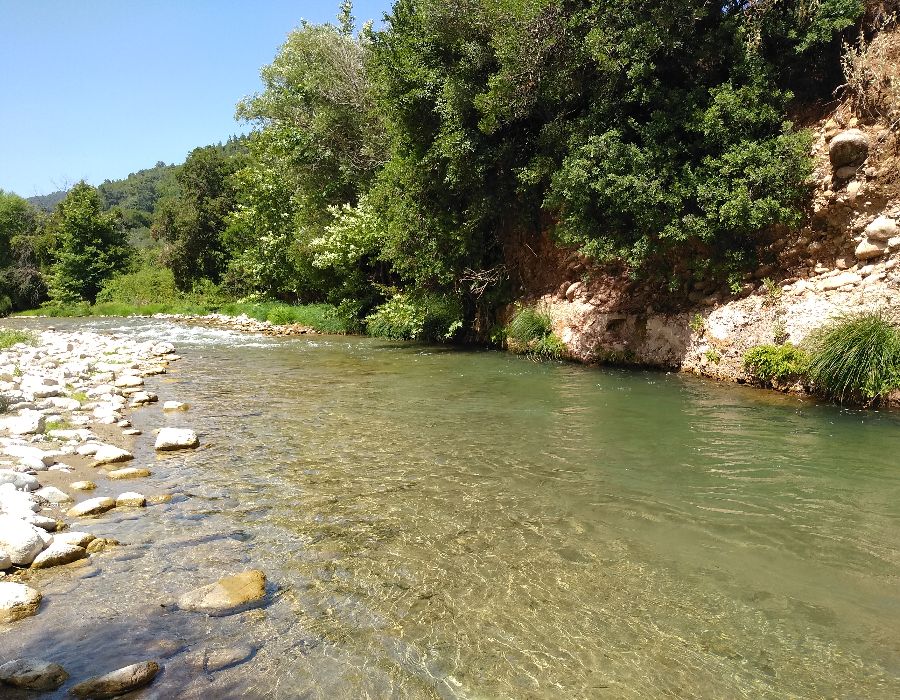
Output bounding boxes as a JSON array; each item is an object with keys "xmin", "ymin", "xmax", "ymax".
[{"xmin": 2, "ymin": 316, "xmax": 899, "ymax": 698}]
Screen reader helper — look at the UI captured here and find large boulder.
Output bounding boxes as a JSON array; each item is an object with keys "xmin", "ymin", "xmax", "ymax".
[
  {"xmin": 70, "ymin": 661, "xmax": 160, "ymax": 699},
  {"xmin": 0, "ymin": 658, "xmax": 68, "ymax": 691},
  {"xmin": 0, "ymin": 514, "xmax": 46, "ymax": 565},
  {"xmin": 0, "ymin": 410, "xmax": 45, "ymax": 435},
  {"xmin": 178, "ymin": 570, "xmax": 267, "ymax": 616},
  {"xmin": 855, "ymin": 238, "xmax": 887, "ymax": 260},
  {"xmin": 0, "ymin": 582, "xmax": 42, "ymax": 622},
  {"xmin": 829, "ymin": 129, "xmax": 870, "ymax": 168},
  {"xmin": 0, "ymin": 470, "xmax": 39, "ymax": 492},
  {"xmin": 155, "ymin": 428, "xmax": 199, "ymax": 451}
]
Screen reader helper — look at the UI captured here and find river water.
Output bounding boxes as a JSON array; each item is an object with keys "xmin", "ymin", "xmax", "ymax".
[{"xmin": 2, "ymin": 317, "xmax": 899, "ymax": 699}]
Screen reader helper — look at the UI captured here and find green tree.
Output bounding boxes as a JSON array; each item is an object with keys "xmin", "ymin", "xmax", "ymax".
[{"xmin": 48, "ymin": 182, "xmax": 130, "ymax": 304}]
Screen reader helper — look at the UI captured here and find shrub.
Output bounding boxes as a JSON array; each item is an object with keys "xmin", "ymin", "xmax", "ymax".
[
  {"xmin": 0, "ymin": 328, "xmax": 36, "ymax": 349},
  {"xmin": 805, "ymin": 311, "xmax": 900, "ymax": 404},
  {"xmin": 743, "ymin": 344, "xmax": 810, "ymax": 385},
  {"xmin": 842, "ymin": 22, "xmax": 900, "ymax": 125},
  {"xmin": 365, "ymin": 293, "xmax": 463, "ymax": 341},
  {"xmin": 96, "ymin": 267, "xmax": 180, "ymax": 305}
]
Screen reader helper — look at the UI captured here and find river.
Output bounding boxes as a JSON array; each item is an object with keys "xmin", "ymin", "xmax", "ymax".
[{"xmin": 2, "ymin": 317, "xmax": 899, "ymax": 698}]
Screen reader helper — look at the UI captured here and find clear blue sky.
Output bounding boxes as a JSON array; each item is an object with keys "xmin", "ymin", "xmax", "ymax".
[{"xmin": 0, "ymin": 1, "xmax": 391, "ymax": 198}]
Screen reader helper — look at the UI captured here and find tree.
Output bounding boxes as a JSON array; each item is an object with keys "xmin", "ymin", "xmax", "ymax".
[{"xmin": 49, "ymin": 182, "xmax": 130, "ymax": 304}]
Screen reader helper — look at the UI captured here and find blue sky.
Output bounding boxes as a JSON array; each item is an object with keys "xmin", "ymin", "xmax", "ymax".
[{"xmin": 0, "ymin": 1, "xmax": 391, "ymax": 197}]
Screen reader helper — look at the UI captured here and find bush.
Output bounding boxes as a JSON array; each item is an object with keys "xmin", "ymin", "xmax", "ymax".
[
  {"xmin": 805, "ymin": 311, "xmax": 900, "ymax": 404},
  {"xmin": 365, "ymin": 293, "xmax": 463, "ymax": 341},
  {"xmin": 504, "ymin": 306, "xmax": 567, "ymax": 359},
  {"xmin": 842, "ymin": 23, "xmax": 900, "ymax": 125},
  {"xmin": 743, "ymin": 344, "xmax": 810, "ymax": 385},
  {"xmin": 96, "ymin": 267, "xmax": 180, "ymax": 305}
]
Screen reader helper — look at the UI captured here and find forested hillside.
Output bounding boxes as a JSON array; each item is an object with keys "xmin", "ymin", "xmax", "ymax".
[{"xmin": 2, "ymin": 0, "xmax": 896, "ymax": 342}]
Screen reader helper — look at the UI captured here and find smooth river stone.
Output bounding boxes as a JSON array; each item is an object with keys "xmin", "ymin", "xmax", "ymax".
[
  {"xmin": 70, "ymin": 480, "xmax": 97, "ymax": 491},
  {"xmin": 154, "ymin": 428, "xmax": 199, "ymax": 450},
  {"xmin": 0, "ymin": 469, "xmax": 40, "ymax": 491},
  {"xmin": 0, "ymin": 514, "xmax": 46, "ymax": 565},
  {"xmin": 116, "ymin": 492, "xmax": 146, "ymax": 507},
  {"xmin": 52, "ymin": 531, "xmax": 96, "ymax": 548},
  {"xmin": 34, "ymin": 485, "xmax": 73, "ymax": 504},
  {"xmin": 0, "ymin": 582, "xmax": 42, "ymax": 622},
  {"xmin": 162, "ymin": 401, "xmax": 189, "ymax": 412},
  {"xmin": 108, "ymin": 467, "xmax": 151, "ymax": 480},
  {"xmin": 67, "ymin": 497, "xmax": 116, "ymax": 517},
  {"xmin": 70, "ymin": 661, "xmax": 160, "ymax": 699},
  {"xmin": 30, "ymin": 542, "xmax": 87, "ymax": 569},
  {"xmin": 178, "ymin": 570, "xmax": 267, "ymax": 616},
  {"xmin": 204, "ymin": 644, "xmax": 256, "ymax": 672},
  {"xmin": 92, "ymin": 444, "xmax": 134, "ymax": 465},
  {"xmin": 0, "ymin": 658, "xmax": 68, "ymax": 691}
]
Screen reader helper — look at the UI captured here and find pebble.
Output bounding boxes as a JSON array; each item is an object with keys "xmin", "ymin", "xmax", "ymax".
[
  {"xmin": 70, "ymin": 480, "xmax": 98, "ymax": 491},
  {"xmin": 108, "ymin": 467, "xmax": 151, "ymax": 480}
]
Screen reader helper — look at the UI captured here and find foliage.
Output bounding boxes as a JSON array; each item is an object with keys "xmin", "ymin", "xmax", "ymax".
[
  {"xmin": 365, "ymin": 293, "xmax": 464, "ymax": 341},
  {"xmin": 690, "ymin": 313, "xmax": 706, "ymax": 334},
  {"xmin": 743, "ymin": 343, "xmax": 810, "ymax": 384},
  {"xmin": 704, "ymin": 348, "xmax": 722, "ymax": 364},
  {"xmin": 504, "ymin": 305, "xmax": 566, "ymax": 359},
  {"xmin": 48, "ymin": 182, "xmax": 130, "ymax": 304},
  {"xmin": 96, "ymin": 267, "xmax": 180, "ymax": 305},
  {"xmin": 805, "ymin": 311, "xmax": 900, "ymax": 404},
  {"xmin": 0, "ymin": 328, "xmax": 36, "ymax": 349},
  {"xmin": 842, "ymin": 20, "xmax": 900, "ymax": 125}
]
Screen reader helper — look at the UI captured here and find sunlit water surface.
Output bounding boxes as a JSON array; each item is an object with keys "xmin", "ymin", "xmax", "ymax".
[{"xmin": 2, "ymin": 317, "xmax": 899, "ymax": 699}]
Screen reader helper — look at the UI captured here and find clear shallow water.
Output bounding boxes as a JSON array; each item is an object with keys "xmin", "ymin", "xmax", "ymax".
[{"xmin": 2, "ymin": 317, "xmax": 900, "ymax": 698}]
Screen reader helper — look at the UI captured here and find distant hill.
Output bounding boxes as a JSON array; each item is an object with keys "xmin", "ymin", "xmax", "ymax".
[{"xmin": 26, "ymin": 190, "xmax": 67, "ymax": 212}]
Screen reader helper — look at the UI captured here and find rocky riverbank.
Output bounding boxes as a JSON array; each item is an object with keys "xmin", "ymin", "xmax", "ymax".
[
  {"xmin": 153, "ymin": 312, "xmax": 317, "ymax": 337},
  {"xmin": 0, "ymin": 328, "xmax": 267, "ymax": 695}
]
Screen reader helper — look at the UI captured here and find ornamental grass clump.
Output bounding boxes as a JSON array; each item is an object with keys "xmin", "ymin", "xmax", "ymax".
[
  {"xmin": 805, "ymin": 311, "xmax": 900, "ymax": 405},
  {"xmin": 505, "ymin": 306, "xmax": 566, "ymax": 359}
]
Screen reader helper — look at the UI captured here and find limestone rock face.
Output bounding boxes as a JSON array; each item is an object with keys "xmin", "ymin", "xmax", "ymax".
[
  {"xmin": 178, "ymin": 570, "xmax": 267, "ymax": 616},
  {"xmin": 70, "ymin": 661, "xmax": 160, "ymax": 699},
  {"xmin": 0, "ymin": 515, "xmax": 46, "ymax": 565},
  {"xmin": 0, "ymin": 582, "xmax": 42, "ymax": 622},
  {"xmin": 829, "ymin": 129, "xmax": 869, "ymax": 167},
  {"xmin": 155, "ymin": 428, "xmax": 199, "ymax": 450},
  {"xmin": 0, "ymin": 658, "xmax": 68, "ymax": 690},
  {"xmin": 30, "ymin": 542, "xmax": 87, "ymax": 569},
  {"xmin": 67, "ymin": 497, "xmax": 116, "ymax": 518}
]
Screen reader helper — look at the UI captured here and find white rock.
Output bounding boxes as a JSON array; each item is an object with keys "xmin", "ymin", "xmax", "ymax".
[
  {"xmin": 34, "ymin": 485, "xmax": 73, "ymax": 504},
  {"xmin": 162, "ymin": 401, "xmax": 189, "ymax": 412},
  {"xmin": 0, "ymin": 515, "xmax": 46, "ymax": 565},
  {"xmin": 0, "ymin": 581, "xmax": 42, "ymax": 622},
  {"xmin": 0, "ymin": 470, "xmax": 39, "ymax": 492},
  {"xmin": 864, "ymin": 215, "xmax": 898, "ymax": 241},
  {"xmin": 30, "ymin": 542, "xmax": 86, "ymax": 569},
  {"xmin": 67, "ymin": 497, "xmax": 116, "ymax": 518},
  {"xmin": 116, "ymin": 492, "xmax": 146, "ymax": 507},
  {"xmin": 155, "ymin": 428, "xmax": 199, "ymax": 450},
  {"xmin": 114, "ymin": 374, "xmax": 144, "ymax": 388},
  {"xmin": 151, "ymin": 342, "xmax": 175, "ymax": 356},
  {"xmin": 53, "ymin": 531, "xmax": 95, "ymax": 548},
  {"xmin": 0, "ymin": 410, "xmax": 46, "ymax": 435},
  {"xmin": 92, "ymin": 444, "xmax": 133, "ymax": 465},
  {"xmin": 855, "ymin": 239, "xmax": 887, "ymax": 260}
]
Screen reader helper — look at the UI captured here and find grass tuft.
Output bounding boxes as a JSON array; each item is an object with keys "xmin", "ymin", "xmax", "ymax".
[{"xmin": 0, "ymin": 328, "xmax": 36, "ymax": 349}]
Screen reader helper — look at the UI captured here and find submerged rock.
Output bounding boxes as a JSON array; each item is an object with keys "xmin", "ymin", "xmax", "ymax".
[
  {"xmin": 178, "ymin": 570, "xmax": 267, "ymax": 616},
  {"xmin": 204, "ymin": 644, "xmax": 256, "ymax": 672},
  {"xmin": 162, "ymin": 400, "xmax": 189, "ymax": 412},
  {"xmin": 154, "ymin": 428, "xmax": 199, "ymax": 450},
  {"xmin": 0, "ymin": 658, "xmax": 68, "ymax": 690},
  {"xmin": 108, "ymin": 467, "xmax": 151, "ymax": 480},
  {"xmin": 85, "ymin": 537, "xmax": 119, "ymax": 554},
  {"xmin": 0, "ymin": 581, "xmax": 42, "ymax": 622},
  {"xmin": 67, "ymin": 497, "xmax": 116, "ymax": 518},
  {"xmin": 70, "ymin": 661, "xmax": 160, "ymax": 699}
]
